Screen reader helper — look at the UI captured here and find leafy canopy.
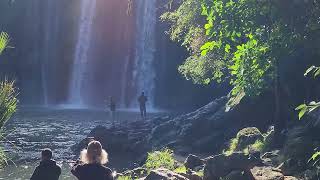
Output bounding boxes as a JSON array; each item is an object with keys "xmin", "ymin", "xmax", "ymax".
[{"xmin": 163, "ymin": 0, "xmax": 319, "ymax": 103}]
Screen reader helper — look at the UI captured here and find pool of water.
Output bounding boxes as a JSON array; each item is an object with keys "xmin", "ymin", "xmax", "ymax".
[{"xmin": 0, "ymin": 108, "xmax": 162, "ymax": 179}]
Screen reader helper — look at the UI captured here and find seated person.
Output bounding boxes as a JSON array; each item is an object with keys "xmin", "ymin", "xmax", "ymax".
[
  {"xmin": 71, "ymin": 140, "xmax": 114, "ymax": 180},
  {"xmin": 30, "ymin": 148, "xmax": 61, "ymax": 180}
]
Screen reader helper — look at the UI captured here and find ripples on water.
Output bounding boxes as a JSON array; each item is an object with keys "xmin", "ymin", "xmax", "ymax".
[{"xmin": 0, "ymin": 108, "xmax": 159, "ymax": 179}]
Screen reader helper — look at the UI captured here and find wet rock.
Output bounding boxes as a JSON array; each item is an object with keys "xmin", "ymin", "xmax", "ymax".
[
  {"xmin": 145, "ymin": 168, "xmax": 188, "ymax": 180},
  {"xmin": 261, "ymin": 150, "xmax": 281, "ymax": 167},
  {"xmin": 224, "ymin": 170, "xmax": 254, "ymax": 180},
  {"xmin": 250, "ymin": 166, "xmax": 284, "ymax": 180},
  {"xmin": 236, "ymin": 127, "xmax": 263, "ymax": 150},
  {"xmin": 73, "ymin": 120, "xmax": 153, "ymax": 156},
  {"xmin": 298, "ymin": 169, "xmax": 318, "ymax": 180},
  {"xmin": 179, "ymin": 172, "xmax": 202, "ymax": 180},
  {"xmin": 122, "ymin": 167, "xmax": 148, "ymax": 179},
  {"xmin": 146, "ymin": 94, "xmax": 273, "ymax": 155},
  {"xmin": 203, "ymin": 152, "xmax": 261, "ymax": 180},
  {"xmin": 279, "ymin": 158, "xmax": 306, "ymax": 176},
  {"xmin": 184, "ymin": 154, "xmax": 204, "ymax": 170}
]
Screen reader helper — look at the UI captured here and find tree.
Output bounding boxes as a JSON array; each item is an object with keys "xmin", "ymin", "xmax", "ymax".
[{"xmin": 162, "ymin": 0, "xmax": 320, "ymax": 135}]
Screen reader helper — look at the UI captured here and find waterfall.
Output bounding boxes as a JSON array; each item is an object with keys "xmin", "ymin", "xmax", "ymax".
[
  {"xmin": 42, "ymin": 0, "xmax": 58, "ymax": 106},
  {"xmin": 68, "ymin": 0, "xmax": 96, "ymax": 106},
  {"xmin": 133, "ymin": 0, "xmax": 157, "ymax": 108}
]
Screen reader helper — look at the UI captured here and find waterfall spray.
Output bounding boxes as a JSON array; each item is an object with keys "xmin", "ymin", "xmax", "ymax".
[
  {"xmin": 68, "ymin": 0, "xmax": 96, "ymax": 107},
  {"xmin": 133, "ymin": 0, "xmax": 157, "ymax": 108}
]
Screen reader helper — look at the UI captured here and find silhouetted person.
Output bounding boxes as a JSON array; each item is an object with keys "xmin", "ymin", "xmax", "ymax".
[
  {"xmin": 108, "ymin": 96, "xmax": 116, "ymax": 127},
  {"xmin": 71, "ymin": 141, "xmax": 114, "ymax": 180},
  {"xmin": 30, "ymin": 148, "xmax": 61, "ymax": 180},
  {"xmin": 138, "ymin": 92, "xmax": 148, "ymax": 119}
]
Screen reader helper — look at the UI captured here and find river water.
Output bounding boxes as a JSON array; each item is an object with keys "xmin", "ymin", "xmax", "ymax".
[{"xmin": 0, "ymin": 108, "xmax": 161, "ymax": 180}]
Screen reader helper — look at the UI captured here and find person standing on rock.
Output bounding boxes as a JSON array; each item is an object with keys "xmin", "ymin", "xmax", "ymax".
[
  {"xmin": 108, "ymin": 96, "xmax": 117, "ymax": 127},
  {"xmin": 30, "ymin": 148, "xmax": 61, "ymax": 180},
  {"xmin": 71, "ymin": 140, "xmax": 114, "ymax": 180},
  {"xmin": 138, "ymin": 91, "xmax": 148, "ymax": 119}
]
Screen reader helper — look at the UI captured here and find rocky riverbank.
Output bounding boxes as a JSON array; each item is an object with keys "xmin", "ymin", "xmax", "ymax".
[{"xmin": 74, "ymin": 96, "xmax": 320, "ymax": 179}]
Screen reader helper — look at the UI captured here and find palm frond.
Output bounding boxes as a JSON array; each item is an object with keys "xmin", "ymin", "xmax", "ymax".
[{"xmin": 0, "ymin": 32, "xmax": 10, "ymax": 55}]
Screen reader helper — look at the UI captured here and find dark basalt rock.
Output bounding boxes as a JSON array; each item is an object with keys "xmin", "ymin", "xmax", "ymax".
[
  {"xmin": 184, "ymin": 154, "xmax": 204, "ymax": 170},
  {"xmin": 203, "ymin": 152, "xmax": 262, "ymax": 180}
]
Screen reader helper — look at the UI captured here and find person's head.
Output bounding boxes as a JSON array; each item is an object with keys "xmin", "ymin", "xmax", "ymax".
[
  {"xmin": 80, "ymin": 140, "xmax": 108, "ymax": 165},
  {"xmin": 41, "ymin": 148, "xmax": 53, "ymax": 161}
]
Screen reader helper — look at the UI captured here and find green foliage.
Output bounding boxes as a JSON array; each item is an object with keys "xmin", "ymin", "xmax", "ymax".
[
  {"xmin": 0, "ymin": 80, "xmax": 18, "ymax": 129},
  {"xmin": 295, "ymin": 102, "xmax": 320, "ymax": 120},
  {"xmin": 117, "ymin": 175, "xmax": 131, "ymax": 180},
  {"xmin": 224, "ymin": 137, "xmax": 265, "ymax": 156},
  {"xmin": 251, "ymin": 140, "xmax": 265, "ymax": 152},
  {"xmin": 309, "ymin": 151, "xmax": 320, "ymax": 166},
  {"xmin": 195, "ymin": 169, "xmax": 204, "ymax": 177},
  {"xmin": 0, "ymin": 32, "xmax": 9, "ymax": 55},
  {"xmin": 144, "ymin": 148, "xmax": 175, "ymax": 172},
  {"xmin": 163, "ymin": 0, "xmax": 320, "ymax": 104},
  {"xmin": 0, "ymin": 147, "xmax": 7, "ymax": 167},
  {"xmin": 224, "ymin": 137, "xmax": 238, "ymax": 156},
  {"xmin": 296, "ymin": 66, "xmax": 320, "ymax": 165},
  {"xmin": 174, "ymin": 165, "xmax": 187, "ymax": 174},
  {"xmin": 160, "ymin": 0, "xmax": 205, "ymax": 52}
]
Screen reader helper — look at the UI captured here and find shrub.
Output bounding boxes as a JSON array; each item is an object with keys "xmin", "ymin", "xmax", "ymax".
[
  {"xmin": 174, "ymin": 165, "xmax": 187, "ymax": 174},
  {"xmin": 0, "ymin": 80, "xmax": 18, "ymax": 168},
  {"xmin": 144, "ymin": 148, "xmax": 175, "ymax": 172},
  {"xmin": 0, "ymin": 80, "xmax": 18, "ymax": 129}
]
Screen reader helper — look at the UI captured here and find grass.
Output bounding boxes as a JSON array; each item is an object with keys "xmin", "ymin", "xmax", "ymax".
[
  {"xmin": 224, "ymin": 137, "xmax": 239, "ymax": 156},
  {"xmin": 174, "ymin": 165, "xmax": 187, "ymax": 174},
  {"xmin": 223, "ymin": 137, "xmax": 266, "ymax": 156},
  {"xmin": 251, "ymin": 140, "xmax": 265, "ymax": 152},
  {"xmin": 145, "ymin": 148, "xmax": 175, "ymax": 172},
  {"xmin": 195, "ymin": 169, "xmax": 204, "ymax": 177},
  {"xmin": 117, "ymin": 175, "xmax": 131, "ymax": 180}
]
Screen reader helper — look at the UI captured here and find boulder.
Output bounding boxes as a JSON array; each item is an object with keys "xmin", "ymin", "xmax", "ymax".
[
  {"xmin": 261, "ymin": 150, "xmax": 281, "ymax": 167},
  {"xmin": 298, "ymin": 169, "xmax": 318, "ymax": 180},
  {"xmin": 223, "ymin": 170, "xmax": 254, "ymax": 180},
  {"xmin": 122, "ymin": 167, "xmax": 148, "ymax": 179},
  {"xmin": 251, "ymin": 166, "xmax": 284, "ymax": 180},
  {"xmin": 145, "ymin": 168, "xmax": 188, "ymax": 180},
  {"xmin": 72, "ymin": 120, "xmax": 154, "ymax": 158},
  {"xmin": 203, "ymin": 152, "xmax": 261, "ymax": 180},
  {"xmin": 278, "ymin": 158, "xmax": 306, "ymax": 176},
  {"xmin": 184, "ymin": 154, "xmax": 204, "ymax": 170},
  {"xmin": 179, "ymin": 172, "xmax": 202, "ymax": 180},
  {"xmin": 236, "ymin": 127, "xmax": 264, "ymax": 150}
]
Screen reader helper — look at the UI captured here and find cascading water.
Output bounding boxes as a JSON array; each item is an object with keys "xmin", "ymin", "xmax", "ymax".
[
  {"xmin": 68, "ymin": 0, "xmax": 96, "ymax": 106},
  {"xmin": 42, "ymin": 0, "xmax": 58, "ymax": 106},
  {"xmin": 133, "ymin": 0, "xmax": 157, "ymax": 108}
]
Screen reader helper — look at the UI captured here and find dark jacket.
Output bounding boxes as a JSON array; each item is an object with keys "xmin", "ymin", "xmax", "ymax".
[
  {"xmin": 71, "ymin": 163, "xmax": 114, "ymax": 180},
  {"xmin": 30, "ymin": 159, "xmax": 61, "ymax": 180}
]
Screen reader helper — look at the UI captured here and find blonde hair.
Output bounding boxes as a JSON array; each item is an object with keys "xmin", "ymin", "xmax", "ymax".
[{"xmin": 80, "ymin": 141, "xmax": 108, "ymax": 165}]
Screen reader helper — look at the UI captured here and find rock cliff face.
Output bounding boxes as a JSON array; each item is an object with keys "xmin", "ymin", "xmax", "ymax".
[
  {"xmin": 74, "ymin": 94, "xmax": 320, "ymax": 179},
  {"xmin": 74, "ymin": 94, "xmax": 273, "ymax": 159}
]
